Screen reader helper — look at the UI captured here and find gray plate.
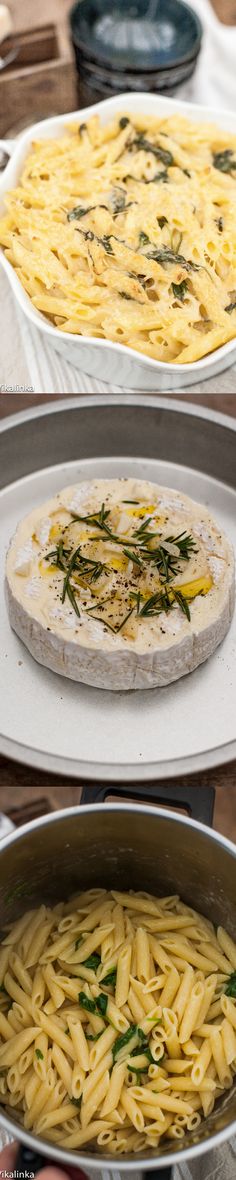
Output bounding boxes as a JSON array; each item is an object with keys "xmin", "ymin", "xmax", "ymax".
[{"xmin": 0, "ymin": 395, "xmax": 235, "ymax": 781}]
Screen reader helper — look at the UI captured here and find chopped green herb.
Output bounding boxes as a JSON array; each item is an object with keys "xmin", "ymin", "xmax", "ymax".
[
  {"xmin": 112, "ymin": 1024, "xmax": 138, "ymax": 1062},
  {"xmin": 35, "ymin": 1048, "xmax": 44, "ymax": 1060},
  {"xmin": 110, "ymin": 187, "xmax": 126, "ymax": 214},
  {"xmin": 82, "ymin": 953, "xmax": 101, "ymax": 971},
  {"xmin": 123, "ymin": 548, "xmax": 144, "ymax": 568},
  {"xmin": 130, "ymin": 136, "xmax": 173, "ymax": 168},
  {"xmin": 172, "ymin": 280, "xmax": 188, "ymax": 302},
  {"xmin": 147, "ymin": 245, "xmax": 198, "ymax": 272},
  {"xmin": 128, "ymin": 1064, "xmax": 149, "ymax": 1077},
  {"xmin": 119, "ymin": 117, "xmax": 129, "ymax": 129},
  {"xmin": 67, "ymin": 205, "xmax": 92, "ymax": 222},
  {"xmin": 96, "ymin": 992, "xmax": 108, "ymax": 1017},
  {"xmin": 78, "ymin": 123, "xmax": 87, "ymax": 136},
  {"xmin": 139, "ymin": 231, "xmax": 150, "ymax": 247},
  {"xmin": 136, "ymin": 1028, "xmax": 146, "ymax": 1044},
  {"xmin": 225, "ymin": 971, "xmax": 236, "ymax": 997},
  {"xmin": 101, "ymin": 968, "xmax": 117, "ymax": 987},
  {"xmin": 213, "ymin": 149, "xmax": 236, "ymax": 175},
  {"xmin": 67, "ymin": 203, "xmax": 108, "ymax": 222},
  {"xmin": 78, "ymin": 991, "xmax": 96, "ymax": 1013},
  {"xmin": 71, "ymin": 1095, "xmax": 82, "ymax": 1107},
  {"xmin": 225, "ymin": 297, "xmax": 236, "ymax": 314},
  {"xmin": 157, "ymin": 216, "xmax": 168, "ymax": 229},
  {"xmin": 217, "ymin": 216, "xmax": 224, "ymax": 233},
  {"xmin": 75, "ymin": 936, "xmax": 83, "ymax": 951},
  {"xmin": 86, "ymin": 1031, "xmax": 103, "ymax": 1042}
]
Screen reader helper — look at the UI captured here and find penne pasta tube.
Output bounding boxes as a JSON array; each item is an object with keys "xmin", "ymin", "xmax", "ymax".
[
  {"xmin": 221, "ymin": 994, "xmax": 236, "ymax": 1031},
  {"xmin": 130, "ymin": 1087, "xmax": 193, "ymax": 1116},
  {"xmin": 59, "ymin": 1119, "xmax": 112, "ymax": 1149},
  {"xmin": 191, "ymin": 1039, "xmax": 212, "ymax": 1085},
  {"xmin": 24, "ymin": 1074, "xmax": 55, "ymax": 1130},
  {"xmin": 37, "ymin": 1102, "xmax": 79, "ymax": 1133},
  {"xmin": 221, "ymin": 1018, "xmax": 236, "ymax": 1066},
  {"xmin": 210, "ymin": 1029, "xmax": 232, "ymax": 1086},
  {"xmin": 101, "ymin": 1062, "xmax": 127, "ymax": 1116},
  {"xmin": 80, "ymin": 1070, "xmax": 110, "ymax": 1129},
  {"xmin": 0, "ymin": 1026, "xmax": 40, "ymax": 1066},
  {"xmin": 163, "ymin": 942, "xmax": 218, "ymax": 974},
  {"xmin": 197, "ymin": 943, "xmax": 232, "ymax": 974},
  {"xmin": 194, "ymin": 975, "xmax": 218, "ymax": 1029},
  {"xmin": 83, "ymin": 1051, "xmax": 112, "ymax": 1102},
  {"xmin": 179, "ymin": 981, "xmax": 205, "ymax": 1043},
  {"xmin": 120, "ymin": 1086, "xmax": 145, "ymax": 1131},
  {"xmin": 217, "ymin": 928, "xmax": 236, "ymax": 970},
  {"xmin": 0, "ymin": 1012, "xmax": 15, "ymax": 1040},
  {"xmin": 71, "ymin": 1063, "xmax": 86, "ymax": 1100},
  {"xmin": 33, "ymin": 1033, "xmax": 48, "ymax": 1081},
  {"xmin": 66, "ymin": 1015, "xmax": 90, "ymax": 1071},
  {"xmin": 89, "ymin": 1024, "xmax": 116, "ymax": 1070},
  {"xmin": 2, "ymin": 912, "xmax": 33, "ymax": 949},
  {"xmin": 159, "ymin": 967, "xmax": 180, "ymax": 1009},
  {"xmin": 51, "ymin": 1043, "xmax": 73, "ymax": 1095},
  {"xmin": 115, "ymin": 945, "xmax": 132, "ymax": 1007},
  {"xmin": 113, "ymin": 905, "xmax": 125, "ymax": 950},
  {"xmin": 35, "ymin": 1010, "xmax": 76, "ymax": 1061}
]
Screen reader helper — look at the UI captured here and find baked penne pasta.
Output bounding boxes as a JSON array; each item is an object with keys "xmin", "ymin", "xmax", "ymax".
[{"xmin": 1, "ymin": 113, "xmax": 236, "ymax": 366}]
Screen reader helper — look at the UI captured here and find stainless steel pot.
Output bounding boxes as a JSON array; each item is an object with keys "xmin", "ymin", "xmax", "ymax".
[{"xmin": 0, "ymin": 801, "xmax": 236, "ymax": 1173}]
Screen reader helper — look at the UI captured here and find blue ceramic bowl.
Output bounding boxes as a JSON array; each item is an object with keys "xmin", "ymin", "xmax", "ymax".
[{"xmin": 70, "ymin": 0, "xmax": 202, "ymax": 73}]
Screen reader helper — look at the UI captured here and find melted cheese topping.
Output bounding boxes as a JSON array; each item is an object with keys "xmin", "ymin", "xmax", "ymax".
[
  {"xmin": 0, "ymin": 113, "xmax": 236, "ymax": 366},
  {"xmin": 6, "ymin": 479, "xmax": 234, "ymax": 655}
]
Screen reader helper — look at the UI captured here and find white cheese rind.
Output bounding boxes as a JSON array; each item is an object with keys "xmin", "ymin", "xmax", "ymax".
[{"xmin": 5, "ymin": 479, "xmax": 235, "ymax": 691}]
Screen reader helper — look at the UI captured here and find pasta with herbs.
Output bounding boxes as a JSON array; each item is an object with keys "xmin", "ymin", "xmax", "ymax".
[
  {"xmin": 0, "ymin": 113, "xmax": 236, "ymax": 365},
  {"xmin": 0, "ymin": 888, "xmax": 236, "ymax": 1154}
]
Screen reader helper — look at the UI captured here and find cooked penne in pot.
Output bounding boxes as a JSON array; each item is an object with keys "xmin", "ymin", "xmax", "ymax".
[{"xmin": 0, "ymin": 888, "xmax": 236, "ymax": 1156}]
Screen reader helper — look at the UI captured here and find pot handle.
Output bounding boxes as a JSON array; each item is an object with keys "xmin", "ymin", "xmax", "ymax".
[
  {"xmin": 15, "ymin": 1142, "xmax": 89, "ymax": 1177},
  {"xmin": 80, "ymin": 783, "xmax": 215, "ymax": 826},
  {"xmin": 144, "ymin": 1171, "xmax": 172, "ymax": 1180},
  {"xmin": 15, "ymin": 1144, "xmax": 50, "ymax": 1177}
]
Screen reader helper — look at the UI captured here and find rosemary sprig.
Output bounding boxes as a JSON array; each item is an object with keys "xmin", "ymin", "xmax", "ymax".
[
  {"xmin": 86, "ymin": 600, "xmax": 135, "ymax": 635},
  {"xmin": 131, "ymin": 588, "xmax": 191, "ymax": 621},
  {"xmin": 136, "ymin": 532, "xmax": 197, "ymax": 582},
  {"xmin": 123, "ymin": 548, "xmax": 144, "ymax": 568}
]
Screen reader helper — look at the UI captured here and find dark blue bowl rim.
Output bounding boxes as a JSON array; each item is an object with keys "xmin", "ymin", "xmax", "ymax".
[
  {"xmin": 70, "ymin": 0, "xmax": 203, "ymax": 73},
  {"xmin": 72, "ymin": 43, "xmax": 201, "ymax": 80}
]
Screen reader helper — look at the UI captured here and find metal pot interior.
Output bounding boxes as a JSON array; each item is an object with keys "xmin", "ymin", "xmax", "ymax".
[{"xmin": 0, "ymin": 804, "xmax": 236, "ymax": 1168}]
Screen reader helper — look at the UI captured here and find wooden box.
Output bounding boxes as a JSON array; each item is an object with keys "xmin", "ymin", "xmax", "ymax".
[{"xmin": 0, "ymin": 23, "xmax": 78, "ymax": 137}]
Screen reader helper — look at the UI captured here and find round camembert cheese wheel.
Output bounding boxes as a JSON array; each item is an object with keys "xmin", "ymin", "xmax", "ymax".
[{"xmin": 5, "ymin": 479, "xmax": 235, "ymax": 690}]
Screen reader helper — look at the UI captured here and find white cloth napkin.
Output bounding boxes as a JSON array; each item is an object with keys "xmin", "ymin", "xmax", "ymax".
[{"xmin": 178, "ymin": 0, "xmax": 236, "ymax": 110}]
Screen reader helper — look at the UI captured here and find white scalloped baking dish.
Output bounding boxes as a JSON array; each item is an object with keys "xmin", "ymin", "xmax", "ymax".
[{"xmin": 0, "ymin": 91, "xmax": 236, "ymax": 390}]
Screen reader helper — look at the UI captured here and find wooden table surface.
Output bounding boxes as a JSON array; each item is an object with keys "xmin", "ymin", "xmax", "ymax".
[{"xmin": 0, "ymin": 392, "xmax": 235, "ymax": 840}]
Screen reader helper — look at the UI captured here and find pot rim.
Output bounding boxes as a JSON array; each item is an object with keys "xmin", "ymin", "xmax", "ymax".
[{"xmin": 1, "ymin": 802, "xmax": 236, "ymax": 1170}]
